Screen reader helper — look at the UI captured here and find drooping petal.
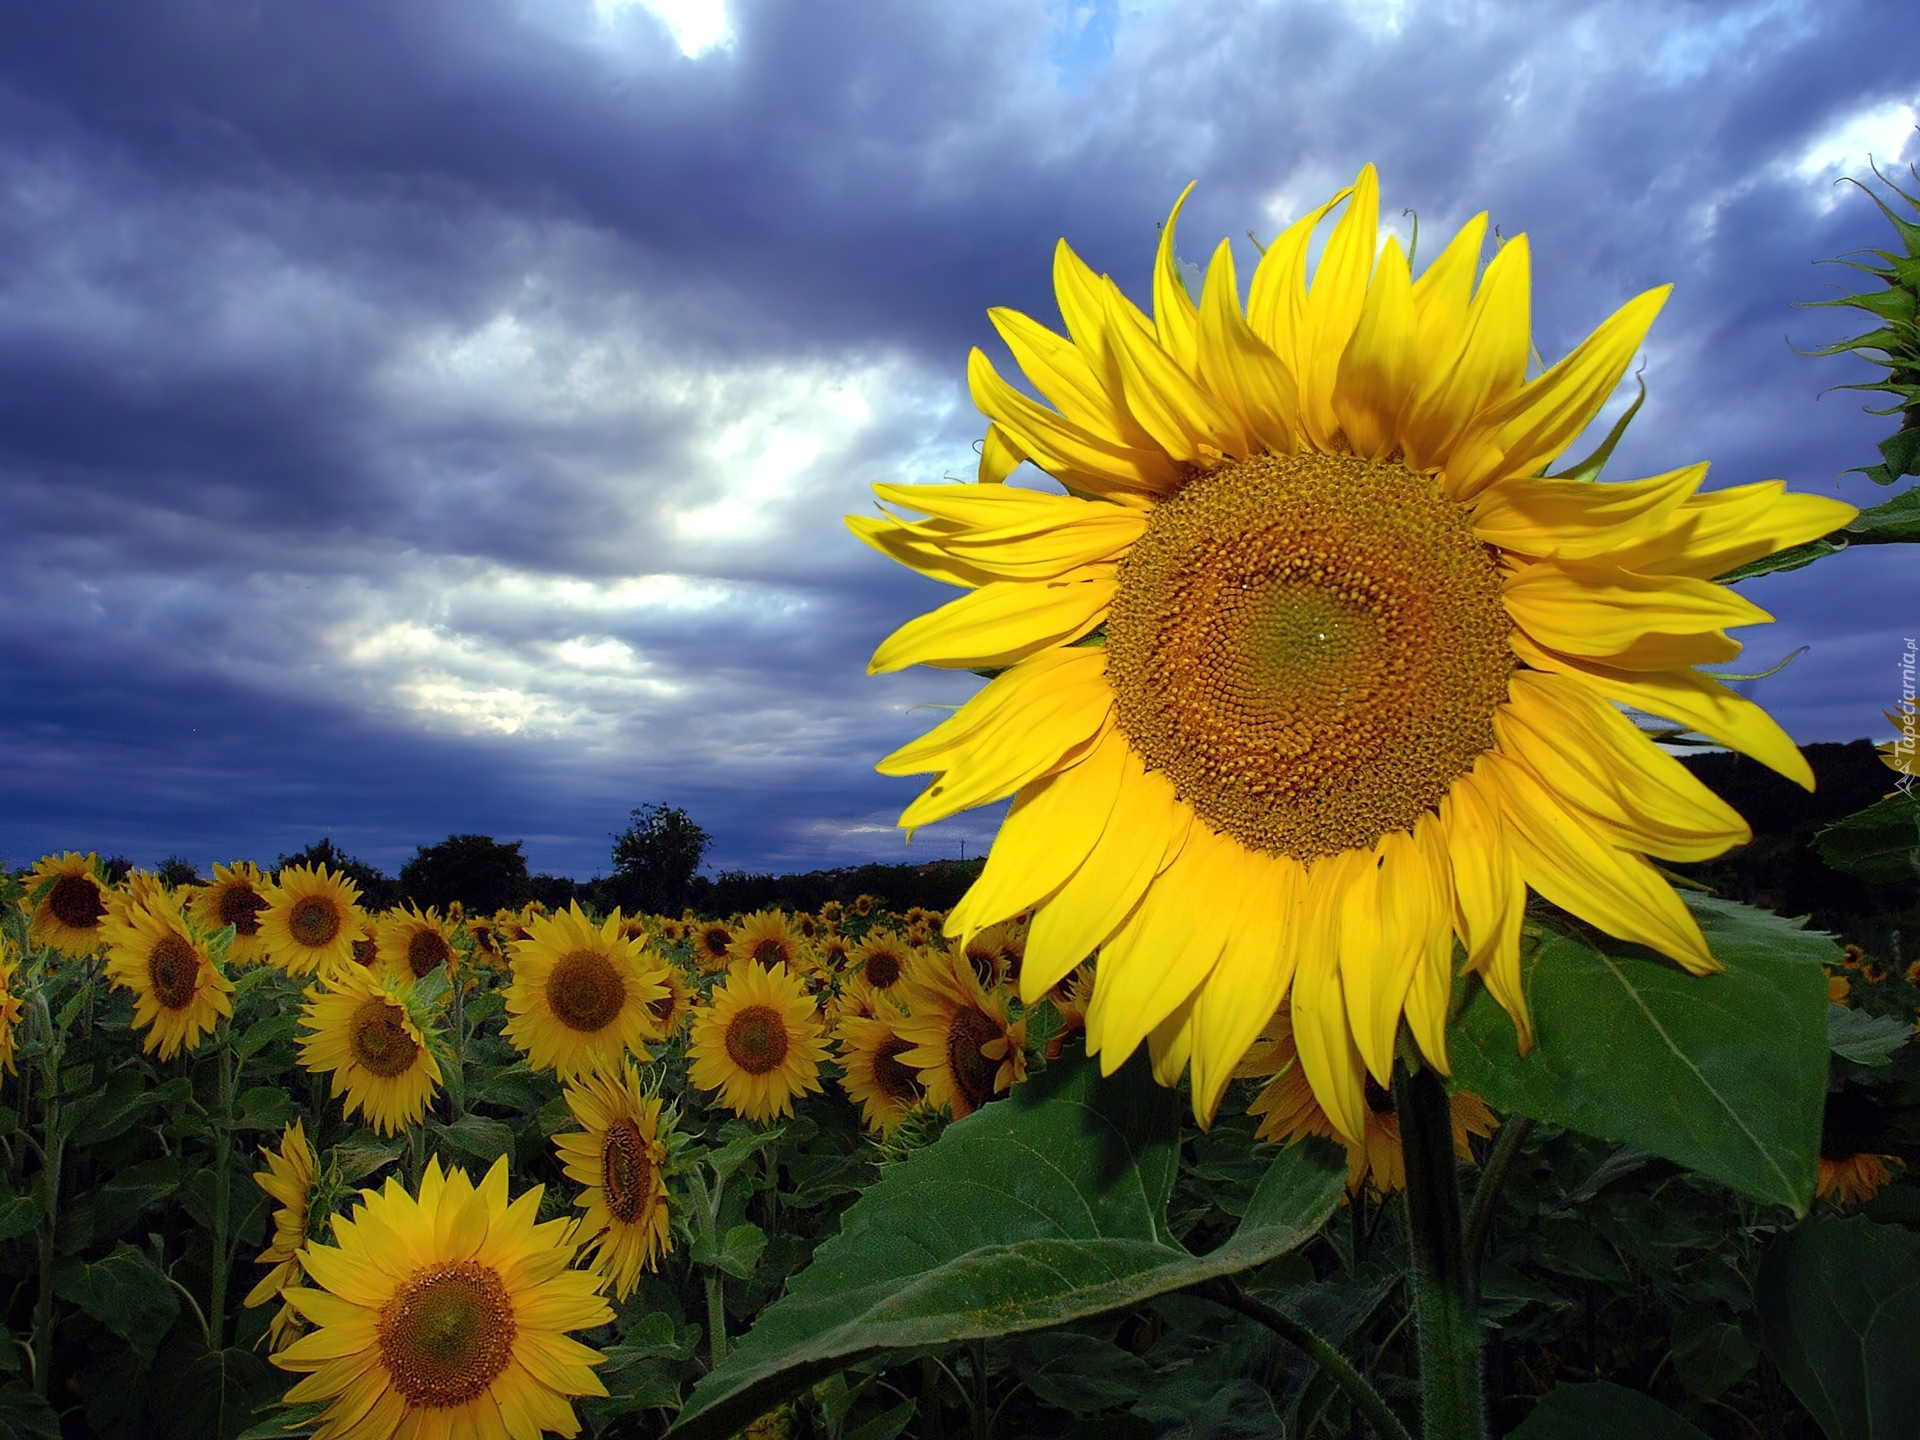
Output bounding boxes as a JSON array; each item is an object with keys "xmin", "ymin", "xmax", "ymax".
[
  {"xmin": 896, "ymin": 693, "xmax": 1113, "ymax": 830},
  {"xmin": 1502, "ymin": 558, "xmax": 1771, "ymax": 658},
  {"xmin": 1290, "ymin": 850, "xmax": 1370, "ymax": 1146},
  {"xmin": 978, "ymin": 423, "xmax": 1027, "ymax": 484},
  {"xmin": 1599, "ymin": 480, "xmax": 1858, "ymax": 580},
  {"xmin": 1479, "ymin": 751, "xmax": 1717, "ymax": 973},
  {"xmin": 1401, "ymin": 811, "xmax": 1457, "ymax": 1075},
  {"xmin": 1470, "ymin": 463, "xmax": 1705, "ymax": 560},
  {"xmin": 968, "ymin": 347, "xmax": 1183, "ymax": 495},
  {"xmin": 1510, "ymin": 629, "xmax": 1815, "ymax": 790},
  {"xmin": 1441, "ymin": 773, "xmax": 1533, "ymax": 1052},
  {"xmin": 988, "ymin": 306, "xmax": 1150, "ymax": 451},
  {"xmin": 879, "ymin": 647, "xmax": 1106, "ymax": 775},
  {"xmin": 1186, "ymin": 851, "xmax": 1304, "ymax": 1125},
  {"xmin": 868, "ymin": 568, "xmax": 1114, "ymax": 673}
]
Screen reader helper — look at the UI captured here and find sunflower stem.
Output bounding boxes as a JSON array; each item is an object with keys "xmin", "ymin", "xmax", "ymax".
[
  {"xmin": 1462, "ymin": 1113, "xmax": 1533, "ymax": 1303},
  {"xmin": 1392, "ymin": 1061, "xmax": 1487, "ymax": 1440},
  {"xmin": 209, "ymin": 1032, "xmax": 235, "ymax": 1350},
  {"xmin": 29, "ymin": 978, "xmax": 66, "ymax": 1400}
]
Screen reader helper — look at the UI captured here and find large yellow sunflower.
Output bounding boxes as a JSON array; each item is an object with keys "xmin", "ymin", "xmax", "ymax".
[
  {"xmin": 1238, "ymin": 1004, "xmax": 1495, "ymax": 1196},
  {"xmin": 729, "ymin": 909, "xmax": 807, "ymax": 972},
  {"xmin": 553, "ymin": 1059, "xmax": 674, "ymax": 1301},
  {"xmin": 893, "ymin": 945, "xmax": 1027, "ymax": 1120},
  {"xmin": 297, "ymin": 966, "xmax": 443, "ymax": 1137},
  {"xmin": 857, "ymin": 166, "xmax": 1856, "ymax": 1144},
  {"xmin": 502, "ymin": 903, "xmax": 668, "ymax": 1082},
  {"xmin": 690, "ymin": 919, "xmax": 737, "ymax": 974},
  {"xmin": 22, "ymin": 852, "xmax": 112, "ymax": 959},
  {"xmin": 262, "ymin": 864, "xmax": 366, "ymax": 978},
  {"xmin": 687, "ymin": 962, "xmax": 831, "ymax": 1122},
  {"xmin": 834, "ymin": 1009, "xmax": 926, "ymax": 1135},
  {"xmin": 0, "ymin": 941, "xmax": 25, "ymax": 1078},
  {"xmin": 375, "ymin": 903, "xmax": 457, "ymax": 986},
  {"xmin": 246, "ymin": 1118, "xmax": 321, "ymax": 1352},
  {"xmin": 272, "ymin": 1155, "xmax": 612, "ymax": 1440},
  {"xmin": 100, "ymin": 893, "xmax": 235, "ymax": 1061},
  {"xmin": 187, "ymin": 861, "xmax": 274, "ymax": 966}
]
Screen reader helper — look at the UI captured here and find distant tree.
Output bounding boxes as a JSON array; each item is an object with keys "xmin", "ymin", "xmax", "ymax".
[
  {"xmin": 610, "ymin": 804, "xmax": 711, "ymax": 916},
  {"xmin": 276, "ymin": 838, "xmax": 402, "ymax": 910},
  {"xmin": 156, "ymin": 855, "xmax": 202, "ymax": 887},
  {"xmin": 527, "ymin": 873, "xmax": 579, "ymax": 910},
  {"xmin": 400, "ymin": 834, "xmax": 531, "ymax": 916},
  {"xmin": 103, "ymin": 855, "xmax": 133, "ymax": 886}
]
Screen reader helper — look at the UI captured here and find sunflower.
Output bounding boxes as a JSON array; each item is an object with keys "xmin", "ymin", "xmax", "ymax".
[
  {"xmin": 272, "ymin": 1155, "xmax": 612, "ymax": 1440},
  {"xmin": 835, "ymin": 1009, "xmax": 925, "ymax": 1135},
  {"xmin": 691, "ymin": 920, "xmax": 736, "ymax": 974},
  {"xmin": 1045, "ymin": 965, "xmax": 1094, "ymax": 1059},
  {"xmin": 297, "ymin": 966, "xmax": 443, "ymax": 1137},
  {"xmin": 821, "ymin": 900, "xmax": 847, "ymax": 927},
  {"xmin": 894, "ymin": 945, "xmax": 1027, "ymax": 1120},
  {"xmin": 645, "ymin": 961, "xmax": 695, "ymax": 1041},
  {"xmin": 1817, "ymin": 1152, "xmax": 1903, "ymax": 1208},
  {"xmin": 819, "ymin": 933, "xmax": 853, "ymax": 974},
  {"xmin": 1817, "ymin": 1089, "xmax": 1905, "ymax": 1209},
  {"xmin": 246, "ymin": 1119, "xmax": 321, "ymax": 1351},
  {"xmin": 552, "ymin": 1059, "xmax": 674, "ymax": 1301},
  {"xmin": 502, "ymin": 903, "xmax": 667, "ymax": 1082},
  {"xmin": 850, "ymin": 931, "xmax": 913, "ymax": 1006},
  {"xmin": 465, "ymin": 915, "xmax": 506, "ymax": 970},
  {"xmin": 687, "ymin": 962, "xmax": 831, "ymax": 1122},
  {"xmin": 101, "ymin": 893, "xmax": 234, "ymax": 1061},
  {"xmin": 1239, "ymin": 1005, "xmax": 1495, "ymax": 1195},
  {"xmin": 376, "ymin": 903, "xmax": 457, "ymax": 985},
  {"xmin": 851, "ymin": 895, "xmax": 874, "ymax": 919},
  {"xmin": 0, "ymin": 942, "xmax": 26, "ymax": 1078},
  {"xmin": 262, "ymin": 865, "xmax": 366, "ymax": 978},
  {"xmin": 1828, "ymin": 973, "xmax": 1852, "ymax": 1004},
  {"xmin": 349, "ymin": 916, "xmax": 381, "ymax": 971},
  {"xmin": 858, "ymin": 165, "xmax": 1856, "ymax": 1143},
  {"xmin": 22, "ymin": 852, "xmax": 112, "ymax": 959},
  {"xmin": 188, "ymin": 861, "xmax": 274, "ymax": 966},
  {"xmin": 963, "ymin": 917, "xmax": 1026, "ymax": 993},
  {"xmin": 730, "ymin": 910, "xmax": 807, "ymax": 972}
]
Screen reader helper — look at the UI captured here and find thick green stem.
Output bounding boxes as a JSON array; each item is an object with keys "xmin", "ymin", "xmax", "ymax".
[
  {"xmin": 1199, "ymin": 1278, "xmax": 1411, "ymax": 1440},
  {"xmin": 704, "ymin": 1271, "xmax": 728, "ymax": 1369},
  {"xmin": 1392, "ymin": 1062, "xmax": 1486, "ymax": 1440},
  {"xmin": 449, "ymin": 972, "xmax": 467, "ymax": 1122},
  {"xmin": 969, "ymin": 1338, "xmax": 990, "ymax": 1440},
  {"xmin": 209, "ymin": 1039, "xmax": 235, "ymax": 1350},
  {"xmin": 1463, "ymin": 1114, "xmax": 1533, "ymax": 1302}
]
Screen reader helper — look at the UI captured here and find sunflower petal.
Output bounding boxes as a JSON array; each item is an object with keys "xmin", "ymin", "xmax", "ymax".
[
  {"xmin": 1102, "ymin": 278, "xmax": 1248, "ymax": 460},
  {"xmin": 967, "ymin": 347, "xmax": 1182, "ymax": 495},
  {"xmin": 1246, "ymin": 188, "xmax": 1352, "ymax": 361},
  {"xmin": 1442, "ymin": 772, "xmax": 1533, "ymax": 1052},
  {"xmin": 1510, "ymin": 629, "xmax": 1814, "ymax": 789},
  {"xmin": 1154, "ymin": 181, "xmax": 1202, "ymax": 374},
  {"xmin": 989, "ymin": 307, "xmax": 1143, "ymax": 449},
  {"xmin": 1401, "ymin": 812, "xmax": 1457, "ymax": 1074},
  {"xmin": 1409, "ymin": 213, "xmax": 1487, "ymax": 378},
  {"xmin": 869, "ymin": 569, "xmax": 1114, "ymax": 673},
  {"xmin": 1406, "ymin": 234, "xmax": 1531, "ymax": 476},
  {"xmin": 1480, "ymin": 751, "xmax": 1717, "ymax": 973},
  {"xmin": 1023, "ymin": 763, "xmax": 1190, "ymax": 997},
  {"xmin": 1446, "ymin": 285, "xmax": 1670, "ymax": 498},
  {"xmin": 898, "ymin": 700, "xmax": 1113, "ymax": 831},
  {"xmin": 978, "ymin": 423, "xmax": 1027, "ymax": 485},
  {"xmin": 1332, "ymin": 235, "xmax": 1418, "ymax": 460},
  {"xmin": 1195, "ymin": 237, "xmax": 1302, "ymax": 454},
  {"xmin": 1470, "ymin": 463, "xmax": 1705, "ymax": 560},
  {"xmin": 878, "ymin": 647, "xmax": 1105, "ymax": 774},
  {"xmin": 1295, "ymin": 164, "xmax": 1379, "ymax": 450},
  {"xmin": 1503, "ymin": 558, "xmax": 1771, "ymax": 657},
  {"xmin": 1148, "ymin": 992, "xmax": 1198, "ymax": 1088},
  {"xmin": 1600, "ymin": 480, "xmax": 1858, "ymax": 579},
  {"xmin": 1290, "ymin": 850, "xmax": 1370, "ymax": 1146},
  {"xmin": 1187, "ymin": 851, "xmax": 1304, "ymax": 1125}
]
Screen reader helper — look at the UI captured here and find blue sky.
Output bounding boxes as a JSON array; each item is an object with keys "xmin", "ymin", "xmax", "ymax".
[{"xmin": 0, "ymin": 0, "xmax": 1914, "ymax": 880}]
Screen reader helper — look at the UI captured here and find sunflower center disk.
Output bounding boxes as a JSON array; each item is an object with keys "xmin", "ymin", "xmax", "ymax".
[
  {"xmin": 546, "ymin": 951, "xmax": 627, "ymax": 1033},
  {"xmin": 752, "ymin": 939, "xmax": 787, "ymax": 969},
  {"xmin": 601, "ymin": 1118, "xmax": 651, "ymax": 1224},
  {"xmin": 724, "ymin": 1005, "xmax": 789, "ymax": 1075},
  {"xmin": 147, "ymin": 935, "xmax": 199, "ymax": 1010},
  {"xmin": 378, "ymin": 1260, "xmax": 517, "ymax": 1409},
  {"xmin": 863, "ymin": 953, "xmax": 902, "ymax": 991},
  {"xmin": 407, "ymin": 929, "xmax": 452, "ymax": 979},
  {"xmin": 946, "ymin": 1007, "xmax": 1001, "ymax": 1111},
  {"xmin": 873, "ymin": 1038, "xmax": 923, "ymax": 1105},
  {"xmin": 1105, "ymin": 452, "xmax": 1513, "ymax": 861},
  {"xmin": 48, "ymin": 874, "xmax": 106, "ymax": 930},
  {"xmin": 349, "ymin": 999, "xmax": 420, "ymax": 1078},
  {"xmin": 288, "ymin": 896, "xmax": 342, "ymax": 948},
  {"xmin": 218, "ymin": 885, "xmax": 266, "ymax": 935}
]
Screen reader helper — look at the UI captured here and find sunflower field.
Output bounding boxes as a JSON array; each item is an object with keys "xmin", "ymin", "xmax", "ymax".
[{"xmin": 4, "ymin": 166, "xmax": 1920, "ymax": 1440}]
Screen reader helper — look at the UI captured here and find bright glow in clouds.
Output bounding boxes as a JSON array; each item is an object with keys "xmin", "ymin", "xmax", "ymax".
[
  {"xmin": 1792, "ymin": 98, "xmax": 1919, "ymax": 181},
  {"xmin": 595, "ymin": 0, "xmax": 734, "ymax": 57}
]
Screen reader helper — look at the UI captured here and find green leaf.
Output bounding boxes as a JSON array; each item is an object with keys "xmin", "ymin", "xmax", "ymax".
[
  {"xmin": 1816, "ymin": 793, "xmax": 1920, "ymax": 886},
  {"xmin": 0, "ymin": 1196, "xmax": 37, "ymax": 1245},
  {"xmin": 62, "ymin": 1072, "xmax": 193, "ymax": 1148},
  {"xmin": 331, "ymin": 1137, "xmax": 406, "ymax": 1183},
  {"xmin": 52, "ymin": 1242, "xmax": 180, "ymax": 1362},
  {"xmin": 1669, "ymin": 1311, "xmax": 1757, "ymax": 1402},
  {"xmin": 1828, "ymin": 1005, "xmax": 1915, "ymax": 1066},
  {"xmin": 429, "ymin": 1114, "xmax": 516, "ymax": 1168},
  {"xmin": 693, "ymin": 1222, "xmax": 769, "ymax": 1279},
  {"xmin": 232, "ymin": 1400, "xmax": 325, "ymax": 1439},
  {"xmin": 667, "ymin": 1050, "xmax": 1345, "ymax": 1439},
  {"xmin": 91, "ymin": 1155, "xmax": 183, "ymax": 1240},
  {"xmin": 233, "ymin": 1087, "xmax": 296, "ymax": 1133},
  {"xmin": 1447, "ymin": 896, "xmax": 1829, "ymax": 1211},
  {"xmin": 1843, "ymin": 483, "xmax": 1920, "ymax": 541},
  {"xmin": 149, "ymin": 1338, "xmax": 279, "ymax": 1440},
  {"xmin": 1509, "ymin": 1382, "xmax": 1710, "ymax": 1439},
  {"xmin": 1008, "ymin": 1331, "xmax": 1154, "ymax": 1413},
  {"xmin": 1717, "ymin": 536, "xmax": 1847, "ymax": 583},
  {"xmin": 1757, "ymin": 1216, "xmax": 1920, "ymax": 1440},
  {"xmin": 0, "ymin": 1386, "xmax": 62, "ymax": 1440},
  {"xmin": 234, "ymin": 1014, "xmax": 301, "ymax": 1063},
  {"xmin": 844, "ymin": 1399, "xmax": 915, "ymax": 1440}
]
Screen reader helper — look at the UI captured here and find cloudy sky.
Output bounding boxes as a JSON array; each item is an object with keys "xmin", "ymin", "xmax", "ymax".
[{"xmin": 0, "ymin": 0, "xmax": 1914, "ymax": 881}]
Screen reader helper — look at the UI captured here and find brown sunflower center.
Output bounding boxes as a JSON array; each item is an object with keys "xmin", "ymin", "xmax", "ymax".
[
  {"xmin": 217, "ymin": 884, "xmax": 266, "ymax": 936},
  {"xmin": 946, "ymin": 1006, "xmax": 1002, "ymax": 1111},
  {"xmin": 863, "ymin": 952, "xmax": 903, "ymax": 991},
  {"xmin": 752, "ymin": 938, "xmax": 788, "ymax": 969},
  {"xmin": 349, "ymin": 998, "xmax": 420, "ymax": 1078},
  {"xmin": 1104, "ymin": 452, "xmax": 1512, "ymax": 861},
  {"xmin": 48, "ymin": 874, "xmax": 106, "ymax": 930},
  {"xmin": 352, "ymin": 936, "xmax": 378, "ymax": 967},
  {"xmin": 701, "ymin": 928, "xmax": 731, "ymax": 959},
  {"xmin": 724, "ymin": 1005, "xmax": 789, "ymax": 1075},
  {"xmin": 872, "ymin": 1037, "xmax": 923, "ymax": 1105},
  {"xmin": 545, "ymin": 950, "xmax": 627, "ymax": 1032},
  {"xmin": 377, "ymin": 1260, "xmax": 516, "ymax": 1409},
  {"xmin": 288, "ymin": 894, "xmax": 343, "ymax": 949},
  {"xmin": 963, "ymin": 941, "xmax": 1001, "ymax": 991},
  {"xmin": 406, "ymin": 928, "xmax": 452, "ymax": 979},
  {"xmin": 147, "ymin": 934, "xmax": 199, "ymax": 1010},
  {"xmin": 648, "ymin": 986, "xmax": 680, "ymax": 1026},
  {"xmin": 601, "ymin": 1117, "xmax": 653, "ymax": 1225}
]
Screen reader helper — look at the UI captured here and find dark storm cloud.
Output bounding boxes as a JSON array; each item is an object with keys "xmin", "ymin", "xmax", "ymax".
[{"xmin": 0, "ymin": 0, "xmax": 1912, "ymax": 876}]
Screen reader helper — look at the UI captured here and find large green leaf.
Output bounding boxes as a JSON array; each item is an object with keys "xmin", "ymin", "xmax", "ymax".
[
  {"xmin": 1509, "ymin": 1382, "xmax": 1711, "ymax": 1439},
  {"xmin": 1816, "ymin": 793, "xmax": 1920, "ymax": 887},
  {"xmin": 1448, "ymin": 896, "xmax": 1829, "ymax": 1211},
  {"xmin": 667, "ymin": 1051, "xmax": 1346, "ymax": 1439},
  {"xmin": 1756, "ymin": 1216, "xmax": 1920, "ymax": 1440},
  {"xmin": 52, "ymin": 1243, "xmax": 180, "ymax": 1362}
]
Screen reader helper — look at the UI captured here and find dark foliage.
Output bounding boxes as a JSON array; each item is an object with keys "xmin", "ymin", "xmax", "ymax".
[
  {"xmin": 273, "ymin": 837, "xmax": 401, "ymax": 909},
  {"xmin": 398, "ymin": 833, "xmax": 531, "ymax": 916},
  {"xmin": 687, "ymin": 858, "xmax": 985, "ymax": 917},
  {"xmin": 609, "ymin": 804, "xmax": 712, "ymax": 915}
]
